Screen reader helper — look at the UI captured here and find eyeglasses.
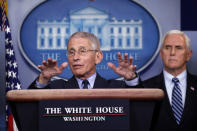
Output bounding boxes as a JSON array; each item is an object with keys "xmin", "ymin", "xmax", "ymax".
[{"xmin": 67, "ymin": 47, "xmax": 98, "ymax": 57}]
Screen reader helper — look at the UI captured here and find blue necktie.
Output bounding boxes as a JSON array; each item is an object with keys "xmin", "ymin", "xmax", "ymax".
[
  {"xmin": 171, "ymin": 77, "xmax": 183, "ymax": 125},
  {"xmin": 82, "ymin": 80, "xmax": 89, "ymax": 89}
]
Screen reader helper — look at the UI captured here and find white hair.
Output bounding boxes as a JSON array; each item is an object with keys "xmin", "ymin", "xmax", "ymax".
[
  {"xmin": 68, "ymin": 32, "xmax": 100, "ymax": 50},
  {"xmin": 162, "ymin": 30, "xmax": 191, "ymax": 49}
]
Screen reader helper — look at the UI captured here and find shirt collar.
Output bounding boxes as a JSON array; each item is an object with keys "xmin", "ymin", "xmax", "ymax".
[
  {"xmin": 76, "ymin": 72, "xmax": 97, "ymax": 89},
  {"xmin": 163, "ymin": 69, "xmax": 187, "ymax": 85}
]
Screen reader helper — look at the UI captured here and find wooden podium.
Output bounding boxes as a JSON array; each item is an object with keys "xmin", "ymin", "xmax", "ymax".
[{"xmin": 6, "ymin": 89, "xmax": 164, "ymax": 131}]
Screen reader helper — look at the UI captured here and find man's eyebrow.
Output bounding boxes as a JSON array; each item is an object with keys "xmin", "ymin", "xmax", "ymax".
[
  {"xmin": 163, "ymin": 44, "xmax": 171, "ymax": 47},
  {"xmin": 69, "ymin": 46, "xmax": 86, "ymax": 49},
  {"xmin": 78, "ymin": 46, "xmax": 86, "ymax": 49},
  {"xmin": 68, "ymin": 48, "xmax": 75, "ymax": 51},
  {"xmin": 175, "ymin": 45, "xmax": 183, "ymax": 48},
  {"xmin": 175, "ymin": 44, "xmax": 182, "ymax": 46}
]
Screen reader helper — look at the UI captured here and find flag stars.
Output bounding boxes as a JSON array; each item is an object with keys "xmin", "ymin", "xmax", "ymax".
[
  {"xmin": 6, "ymin": 49, "xmax": 14, "ymax": 56},
  {"xmin": 5, "ymin": 38, "xmax": 12, "ymax": 45},
  {"xmin": 5, "ymin": 38, "xmax": 10, "ymax": 44},
  {"xmin": 6, "ymin": 49, "xmax": 9, "ymax": 54},
  {"xmin": 13, "ymin": 61, "xmax": 18, "ymax": 68},
  {"xmin": 3, "ymin": 14, "xmax": 21, "ymax": 92},
  {"xmin": 12, "ymin": 72, "xmax": 16, "ymax": 78},
  {"xmin": 6, "ymin": 82, "xmax": 10, "ymax": 88},
  {"xmin": 5, "ymin": 26, "xmax": 11, "ymax": 34},
  {"xmin": 8, "ymin": 71, "xmax": 12, "ymax": 78},
  {"xmin": 6, "ymin": 61, "xmax": 18, "ymax": 68},
  {"xmin": 9, "ymin": 49, "xmax": 14, "ymax": 56},
  {"xmin": 7, "ymin": 61, "xmax": 12, "ymax": 67},
  {"xmin": 7, "ymin": 71, "xmax": 18, "ymax": 78},
  {"xmin": 15, "ymin": 83, "xmax": 21, "ymax": 89},
  {"xmin": 11, "ymin": 83, "xmax": 14, "ymax": 89}
]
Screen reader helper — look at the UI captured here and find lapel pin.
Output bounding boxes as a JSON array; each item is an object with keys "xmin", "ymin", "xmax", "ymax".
[{"xmin": 190, "ymin": 86, "xmax": 195, "ymax": 91}]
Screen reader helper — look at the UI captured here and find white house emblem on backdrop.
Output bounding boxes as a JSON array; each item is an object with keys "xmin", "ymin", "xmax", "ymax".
[
  {"xmin": 37, "ymin": 7, "xmax": 143, "ymax": 51},
  {"xmin": 19, "ymin": 0, "xmax": 160, "ymax": 79}
]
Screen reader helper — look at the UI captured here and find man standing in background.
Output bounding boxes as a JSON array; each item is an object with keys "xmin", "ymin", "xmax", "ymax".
[{"xmin": 131, "ymin": 30, "xmax": 197, "ymax": 131}]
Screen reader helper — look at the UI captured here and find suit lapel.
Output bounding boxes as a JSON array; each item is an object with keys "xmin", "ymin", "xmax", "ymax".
[
  {"xmin": 155, "ymin": 73, "xmax": 178, "ymax": 124},
  {"xmin": 93, "ymin": 73, "xmax": 108, "ymax": 89},
  {"xmin": 180, "ymin": 73, "xmax": 197, "ymax": 124},
  {"xmin": 67, "ymin": 76, "xmax": 80, "ymax": 89}
]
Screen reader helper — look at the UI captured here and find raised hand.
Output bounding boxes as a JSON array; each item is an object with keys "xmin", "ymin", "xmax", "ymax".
[
  {"xmin": 107, "ymin": 52, "xmax": 137, "ymax": 80},
  {"xmin": 37, "ymin": 58, "xmax": 68, "ymax": 84}
]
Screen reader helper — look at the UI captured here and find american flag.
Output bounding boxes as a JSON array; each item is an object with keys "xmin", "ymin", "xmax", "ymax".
[{"xmin": 1, "ymin": 0, "xmax": 21, "ymax": 131}]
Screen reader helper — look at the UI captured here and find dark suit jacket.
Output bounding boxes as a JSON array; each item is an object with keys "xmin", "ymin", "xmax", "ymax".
[
  {"xmin": 29, "ymin": 73, "xmax": 128, "ymax": 89},
  {"xmin": 140, "ymin": 72, "xmax": 197, "ymax": 131}
]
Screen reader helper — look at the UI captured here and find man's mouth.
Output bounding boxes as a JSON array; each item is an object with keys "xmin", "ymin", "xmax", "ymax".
[
  {"xmin": 169, "ymin": 59, "xmax": 177, "ymax": 62},
  {"xmin": 72, "ymin": 64, "xmax": 83, "ymax": 69}
]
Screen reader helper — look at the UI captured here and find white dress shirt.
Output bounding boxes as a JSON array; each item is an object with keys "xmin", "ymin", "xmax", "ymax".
[
  {"xmin": 124, "ymin": 70, "xmax": 187, "ymax": 106},
  {"xmin": 163, "ymin": 70, "xmax": 187, "ymax": 107}
]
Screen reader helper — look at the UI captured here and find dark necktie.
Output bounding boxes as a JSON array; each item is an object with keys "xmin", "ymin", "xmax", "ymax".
[
  {"xmin": 171, "ymin": 77, "xmax": 183, "ymax": 125},
  {"xmin": 82, "ymin": 80, "xmax": 89, "ymax": 89}
]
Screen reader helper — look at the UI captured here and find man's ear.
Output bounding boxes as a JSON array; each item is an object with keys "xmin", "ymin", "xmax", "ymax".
[
  {"xmin": 186, "ymin": 50, "xmax": 192, "ymax": 62},
  {"xmin": 95, "ymin": 51, "xmax": 103, "ymax": 64}
]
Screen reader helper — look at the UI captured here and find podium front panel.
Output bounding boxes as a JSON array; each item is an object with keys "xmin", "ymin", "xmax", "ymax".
[
  {"xmin": 7, "ymin": 89, "xmax": 164, "ymax": 131},
  {"xmin": 39, "ymin": 99, "xmax": 130, "ymax": 131}
]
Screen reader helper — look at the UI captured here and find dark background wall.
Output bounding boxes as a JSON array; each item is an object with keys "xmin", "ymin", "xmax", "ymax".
[{"xmin": 181, "ymin": 0, "xmax": 197, "ymax": 31}]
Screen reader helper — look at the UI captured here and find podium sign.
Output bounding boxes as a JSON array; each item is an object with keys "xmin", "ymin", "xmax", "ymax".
[
  {"xmin": 6, "ymin": 89, "xmax": 164, "ymax": 131},
  {"xmin": 39, "ymin": 99, "xmax": 130, "ymax": 131}
]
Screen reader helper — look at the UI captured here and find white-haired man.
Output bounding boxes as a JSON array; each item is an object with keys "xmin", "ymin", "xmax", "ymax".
[
  {"xmin": 131, "ymin": 30, "xmax": 197, "ymax": 131},
  {"xmin": 29, "ymin": 32, "xmax": 137, "ymax": 89}
]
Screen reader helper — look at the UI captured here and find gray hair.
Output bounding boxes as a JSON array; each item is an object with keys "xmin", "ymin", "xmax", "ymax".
[
  {"xmin": 162, "ymin": 30, "xmax": 191, "ymax": 50},
  {"xmin": 68, "ymin": 32, "xmax": 100, "ymax": 50}
]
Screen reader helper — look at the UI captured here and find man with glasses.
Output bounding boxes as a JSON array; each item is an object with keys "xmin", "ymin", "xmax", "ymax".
[{"xmin": 29, "ymin": 32, "xmax": 137, "ymax": 89}]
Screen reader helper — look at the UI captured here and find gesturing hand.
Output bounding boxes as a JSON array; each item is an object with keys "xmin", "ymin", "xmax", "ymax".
[
  {"xmin": 37, "ymin": 58, "xmax": 68, "ymax": 84},
  {"xmin": 107, "ymin": 52, "xmax": 137, "ymax": 80}
]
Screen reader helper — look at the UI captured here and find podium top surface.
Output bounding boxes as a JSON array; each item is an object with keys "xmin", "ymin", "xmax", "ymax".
[{"xmin": 6, "ymin": 89, "xmax": 164, "ymax": 101}]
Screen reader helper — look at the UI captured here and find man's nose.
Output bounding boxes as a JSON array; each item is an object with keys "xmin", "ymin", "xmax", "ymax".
[
  {"xmin": 170, "ymin": 47, "xmax": 176, "ymax": 55},
  {"xmin": 73, "ymin": 51, "xmax": 80, "ymax": 60}
]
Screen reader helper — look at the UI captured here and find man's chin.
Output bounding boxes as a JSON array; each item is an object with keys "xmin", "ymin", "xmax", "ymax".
[
  {"xmin": 166, "ymin": 63, "xmax": 178, "ymax": 68},
  {"xmin": 73, "ymin": 72, "xmax": 85, "ymax": 78},
  {"xmin": 166, "ymin": 66, "xmax": 182, "ymax": 71}
]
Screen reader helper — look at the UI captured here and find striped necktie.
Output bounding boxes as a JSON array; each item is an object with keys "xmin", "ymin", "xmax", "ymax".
[
  {"xmin": 171, "ymin": 77, "xmax": 183, "ymax": 125},
  {"xmin": 82, "ymin": 80, "xmax": 89, "ymax": 89}
]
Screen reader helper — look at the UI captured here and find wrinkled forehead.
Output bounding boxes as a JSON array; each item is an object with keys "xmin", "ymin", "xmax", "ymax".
[
  {"xmin": 162, "ymin": 34, "xmax": 186, "ymax": 47},
  {"xmin": 67, "ymin": 37, "xmax": 92, "ymax": 50}
]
